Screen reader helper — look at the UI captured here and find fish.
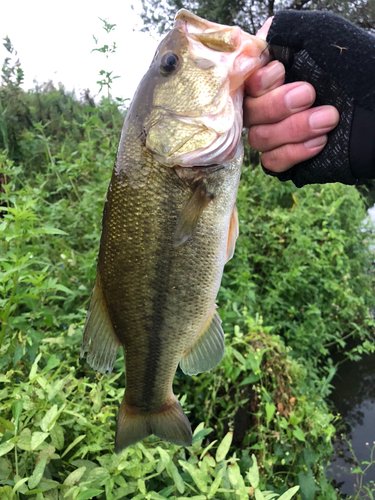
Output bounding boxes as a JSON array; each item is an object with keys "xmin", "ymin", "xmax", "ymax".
[{"xmin": 80, "ymin": 9, "xmax": 269, "ymax": 453}]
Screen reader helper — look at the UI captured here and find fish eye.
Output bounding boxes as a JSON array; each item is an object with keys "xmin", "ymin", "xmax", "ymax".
[{"xmin": 160, "ymin": 52, "xmax": 179, "ymax": 74}]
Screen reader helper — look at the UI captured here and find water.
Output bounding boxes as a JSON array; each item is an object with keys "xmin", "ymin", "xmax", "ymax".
[{"xmin": 327, "ymin": 353, "xmax": 375, "ymax": 496}]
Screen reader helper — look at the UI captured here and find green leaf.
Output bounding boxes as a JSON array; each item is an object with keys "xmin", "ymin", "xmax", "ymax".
[
  {"xmin": 247, "ymin": 454, "xmax": 259, "ymax": 489},
  {"xmin": 265, "ymin": 402, "xmax": 276, "ymax": 426},
  {"xmin": 12, "ymin": 477, "xmax": 29, "ymax": 495},
  {"xmin": 64, "ymin": 467, "xmax": 86, "ymax": 487},
  {"xmin": 303, "ymin": 448, "xmax": 317, "ymax": 469},
  {"xmin": 28, "ymin": 455, "xmax": 48, "ymax": 489},
  {"xmin": 76, "ymin": 489, "xmax": 104, "ymax": 500},
  {"xmin": 0, "ymin": 485, "xmax": 12, "ymax": 500},
  {"xmin": 30, "ymin": 432, "xmax": 49, "ymax": 450},
  {"xmin": 39, "ymin": 405, "xmax": 58, "ymax": 432},
  {"xmin": 227, "ymin": 463, "xmax": 248, "ymax": 498},
  {"xmin": 42, "ymin": 355, "xmax": 61, "ymax": 373},
  {"xmin": 39, "ymin": 226, "xmax": 68, "ymax": 235},
  {"xmin": 351, "ymin": 467, "xmax": 362, "ymax": 474},
  {"xmin": 50, "ymin": 423, "xmax": 64, "ymax": 450},
  {"xmin": 61, "ymin": 434, "xmax": 86, "ymax": 458},
  {"xmin": 292, "ymin": 427, "xmax": 306, "ymax": 442},
  {"xmin": 215, "ymin": 432, "xmax": 232, "ymax": 462},
  {"xmin": 0, "ymin": 418, "xmax": 14, "ymax": 432},
  {"xmin": 137, "ymin": 478, "xmax": 146, "ymax": 495},
  {"xmin": 207, "ymin": 468, "xmax": 224, "ymax": 499},
  {"xmin": 0, "ymin": 442, "xmax": 14, "ymax": 458},
  {"xmin": 12, "ymin": 400, "xmax": 23, "ymax": 433},
  {"xmin": 179, "ymin": 460, "xmax": 207, "ymax": 493},
  {"xmin": 232, "ymin": 349, "xmax": 247, "ymax": 366},
  {"xmin": 166, "ymin": 459, "xmax": 184, "ymax": 494},
  {"xmin": 192, "ymin": 427, "xmax": 213, "ymax": 443},
  {"xmin": 157, "ymin": 447, "xmax": 171, "ymax": 468},
  {"xmin": 24, "ymin": 489, "xmax": 45, "ymax": 495},
  {"xmin": 54, "ymin": 284, "xmax": 74, "ymax": 294},
  {"xmin": 298, "ymin": 469, "xmax": 318, "ymax": 500},
  {"xmin": 177, "ymin": 496, "xmax": 206, "ymax": 500},
  {"xmin": 34, "ymin": 478, "xmax": 60, "ymax": 492},
  {"xmin": 278, "ymin": 485, "xmax": 300, "ymax": 500},
  {"xmin": 16, "ymin": 434, "xmax": 31, "ymax": 451},
  {"xmin": 239, "ymin": 373, "xmax": 260, "ymax": 386},
  {"xmin": 86, "ymin": 467, "xmax": 110, "ymax": 486},
  {"xmin": 29, "ymin": 353, "xmax": 42, "ymax": 380},
  {"xmin": 255, "ymin": 490, "xmax": 265, "ymax": 500},
  {"xmin": 0, "ymin": 457, "xmax": 11, "ymax": 481},
  {"xmin": 13, "ymin": 344, "xmax": 24, "ymax": 367},
  {"xmin": 193, "ymin": 422, "xmax": 205, "ymax": 436},
  {"xmin": 149, "ymin": 492, "xmax": 169, "ymax": 500}
]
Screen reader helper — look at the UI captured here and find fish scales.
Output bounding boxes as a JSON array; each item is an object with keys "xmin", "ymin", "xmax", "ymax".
[
  {"xmin": 81, "ymin": 9, "xmax": 269, "ymax": 452},
  {"xmin": 102, "ymin": 144, "xmax": 241, "ymax": 410}
]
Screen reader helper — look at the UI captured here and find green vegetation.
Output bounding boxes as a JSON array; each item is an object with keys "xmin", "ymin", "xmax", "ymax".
[
  {"xmin": 137, "ymin": 0, "xmax": 375, "ymax": 36},
  {"xmin": 1, "ymin": 31, "xmax": 375, "ymax": 500}
]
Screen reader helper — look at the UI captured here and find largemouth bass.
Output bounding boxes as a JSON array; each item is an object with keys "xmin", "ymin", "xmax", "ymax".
[{"xmin": 81, "ymin": 9, "xmax": 268, "ymax": 453}]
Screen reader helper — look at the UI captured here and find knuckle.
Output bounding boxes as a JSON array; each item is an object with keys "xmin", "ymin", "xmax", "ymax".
[
  {"xmin": 262, "ymin": 92, "xmax": 278, "ymax": 122},
  {"xmin": 257, "ymin": 125, "xmax": 272, "ymax": 143},
  {"xmin": 261, "ymin": 151, "xmax": 279, "ymax": 171},
  {"xmin": 248, "ymin": 125, "xmax": 271, "ymax": 151},
  {"xmin": 287, "ymin": 116, "xmax": 304, "ymax": 140},
  {"xmin": 287, "ymin": 143, "xmax": 304, "ymax": 164},
  {"xmin": 263, "ymin": 143, "xmax": 302, "ymax": 172}
]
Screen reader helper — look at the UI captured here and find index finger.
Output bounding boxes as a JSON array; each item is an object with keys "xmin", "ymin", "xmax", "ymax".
[
  {"xmin": 244, "ymin": 82, "xmax": 315, "ymax": 127},
  {"xmin": 245, "ymin": 61, "xmax": 285, "ymax": 98}
]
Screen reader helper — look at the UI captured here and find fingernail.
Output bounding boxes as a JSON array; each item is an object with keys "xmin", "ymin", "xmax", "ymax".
[
  {"xmin": 261, "ymin": 61, "xmax": 285, "ymax": 89},
  {"xmin": 309, "ymin": 108, "xmax": 338, "ymax": 130},
  {"xmin": 304, "ymin": 136, "xmax": 327, "ymax": 149},
  {"xmin": 285, "ymin": 85, "xmax": 314, "ymax": 112}
]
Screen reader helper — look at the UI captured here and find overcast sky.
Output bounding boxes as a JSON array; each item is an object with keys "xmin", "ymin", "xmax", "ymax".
[{"xmin": 0, "ymin": 0, "xmax": 162, "ymax": 101}]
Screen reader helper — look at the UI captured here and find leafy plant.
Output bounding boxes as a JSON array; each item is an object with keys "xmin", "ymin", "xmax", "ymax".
[
  {"xmin": 1, "ymin": 38, "xmax": 375, "ymax": 497},
  {"xmin": 0, "ymin": 340, "xmax": 300, "ymax": 500},
  {"xmin": 221, "ymin": 165, "xmax": 375, "ymax": 366},
  {"xmin": 92, "ymin": 18, "xmax": 121, "ymax": 99}
]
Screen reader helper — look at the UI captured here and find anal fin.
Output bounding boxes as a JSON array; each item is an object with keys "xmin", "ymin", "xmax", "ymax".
[
  {"xmin": 226, "ymin": 204, "xmax": 239, "ymax": 263},
  {"xmin": 179, "ymin": 307, "xmax": 224, "ymax": 376},
  {"xmin": 80, "ymin": 275, "xmax": 121, "ymax": 374}
]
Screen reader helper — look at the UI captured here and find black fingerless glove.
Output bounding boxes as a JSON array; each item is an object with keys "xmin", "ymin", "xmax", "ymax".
[{"xmin": 264, "ymin": 10, "xmax": 375, "ymax": 187}]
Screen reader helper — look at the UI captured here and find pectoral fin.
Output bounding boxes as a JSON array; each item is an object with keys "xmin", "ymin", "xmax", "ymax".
[
  {"xmin": 225, "ymin": 204, "xmax": 239, "ymax": 263},
  {"xmin": 80, "ymin": 275, "xmax": 121, "ymax": 374},
  {"xmin": 179, "ymin": 307, "xmax": 224, "ymax": 376},
  {"xmin": 173, "ymin": 182, "xmax": 212, "ymax": 247}
]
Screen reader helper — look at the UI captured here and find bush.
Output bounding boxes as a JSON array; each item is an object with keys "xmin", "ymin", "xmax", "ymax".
[
  {"xmin": 0, "ymin": 336, "xmax": 300, "ymax": 500},
  {"xmin": 221, "ymin": 165, "xmax": 375, "ymax": 364},
  {"xmin": 1, "ymin": 77, "xmax": 375, "ymax": 498}
]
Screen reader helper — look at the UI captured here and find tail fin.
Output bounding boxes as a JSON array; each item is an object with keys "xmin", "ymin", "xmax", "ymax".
[{"xmin": 115, "ymin": 395, "xmax": 192, "ymax": 453}]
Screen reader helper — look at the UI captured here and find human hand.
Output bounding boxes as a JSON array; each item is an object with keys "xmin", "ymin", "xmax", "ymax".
[
  {"xmin": 244, "ymin": 19, "xmax": 339, "ymax": 174},
  {"xmin": 244, "ymin": 11, "xmax": 375, "ymax": 187},
  {"xmin": 244, "ymin": 68, "xmax": 339, "ymax": 172}
]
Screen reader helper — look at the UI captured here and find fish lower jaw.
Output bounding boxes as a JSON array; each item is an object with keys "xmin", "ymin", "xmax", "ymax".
[{"xmin": 159, "ymin": 120, "xmax": 241, "ymax": 171}]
